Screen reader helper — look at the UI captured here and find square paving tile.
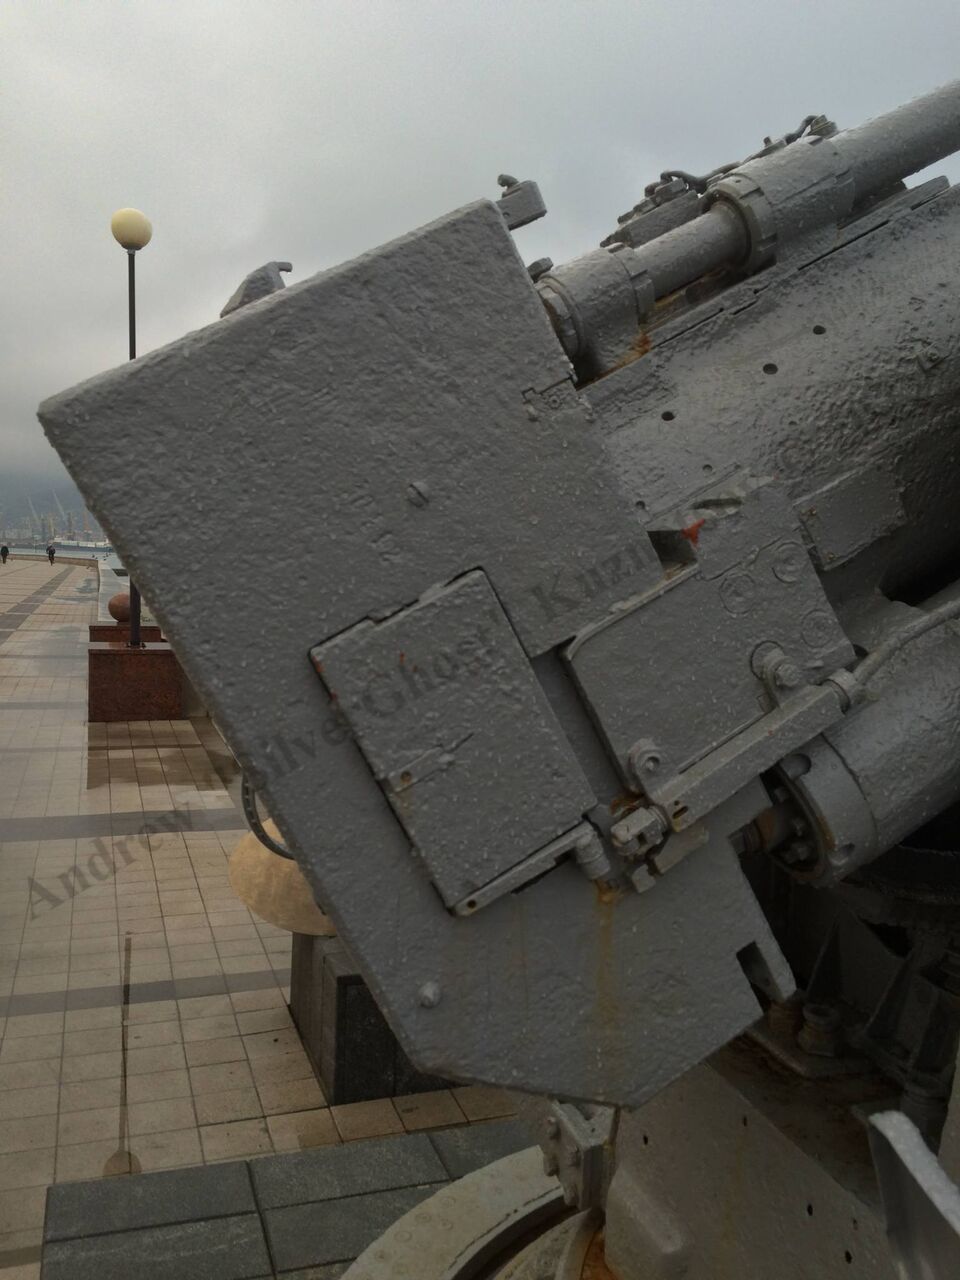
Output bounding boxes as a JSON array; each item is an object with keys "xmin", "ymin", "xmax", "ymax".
[
  {"xmin": 127, "ymin": 1097, "xmax": 197, "ymax": 1137},
  {"xmin": 0, "ymin": 1114, "xmax": 57, "ymax": 1154},
  {"xmin": 59, "ymin": 1078, "xmax": 123, "ymax": 1113},
  {"xmin": 266, "ymin": 1109, "xmax": 339, "ymax": 1152},
  {"xmin": 451, "ymin": 1085, "xmax": 518, "ymax": 1121},
  {"xmin": 184, "ymin": 1036, "xmax": 246, "ymax": 1067},
  {"xmin": 393, "ymin": 1090, "xmax": 467, "ymax": 1132},
  {"xmin": 256, "ymin": 1076, "xmax": 326, "ymax": 1117},
  {"xmin": 200, "ymin": 1118, "xmax": 273, "ymax": 1162},
  {"xmin": 125, "ymin": 1043, "xmax": 186, "ymax": 1075},
  {"xmin": 193, "ymin": 1087, "xmax": 264, "ymax": 1127},
  {"xmin": 0, "ymin": 1146, "xmax": 54, "ymax": 1191},
  {"xmin": 54, "ymin": 1138, "xmax": 131, "ymax": 1183},
  {"xmin": 0, "ymin": 1085, "xmax": 58, "ymax": 1118},
  {"xmin": 181, "ymin": 1013, "xmax": 238, "ymax": 1042},
  {"xmin": 132, "ymin": 1126, "xmax": 203, "ymax": 1173},
  {"xmin": 0, "ymin": 1060, "xmax": 60, "ymax": 1091},
  {"xmin": 124, "ymin": 1020, "xmax": 182, "ymax": 1049},
  {"xmin": 57, "ymin": 1107, "xmax": 120, "ymax": 1147},
  {"xmin": 330, "ymin": 1100, "xmax": 404, "ymax": 1142},
  {"xmin": 0, "ymin": 1033, "xmax": 62, "ymax": 1063},
  {"xmin": 189, "ymin": 1060, "xmax": 255, "ymax": 1095}
]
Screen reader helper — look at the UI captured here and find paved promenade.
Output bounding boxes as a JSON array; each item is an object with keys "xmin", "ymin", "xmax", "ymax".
[{"xmin": 0, "ymin": 559, "xmax": 516, "ymax": 1278}]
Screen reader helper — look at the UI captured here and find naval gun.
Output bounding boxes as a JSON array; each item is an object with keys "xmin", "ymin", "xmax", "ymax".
[{"xmin": 40, "ymin": 80, "xmax": 960, "ymax": 1277}]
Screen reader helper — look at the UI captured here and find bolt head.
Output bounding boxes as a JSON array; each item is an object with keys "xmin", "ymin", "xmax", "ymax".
[
  {"xmin": 628, "ymin": 741, "xmax": 663, "ymax": 788},
  {"xmin": 774, "ymin": 660, "xmax": 803, "ymax": 690},
  {"xmin": 406, "ymin": 480, "xmax": 430, "ymax": 508},
  {"xmin": 527, "ymin": 257, "xmax": 554, "ymax": 281},
  {"xmin": 417, "ymin": 981, "xmax": 442, "ymax": 1009}
]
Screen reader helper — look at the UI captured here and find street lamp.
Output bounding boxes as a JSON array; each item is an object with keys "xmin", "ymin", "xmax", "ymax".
[{"xmin": 110, "ymin": 208, "xmax": 152, "ymax": 647}]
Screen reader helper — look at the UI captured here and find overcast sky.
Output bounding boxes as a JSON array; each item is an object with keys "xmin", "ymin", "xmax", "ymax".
[{"xmin": 4, "ymin": 0, "xmax": 960, "ymax": 482}]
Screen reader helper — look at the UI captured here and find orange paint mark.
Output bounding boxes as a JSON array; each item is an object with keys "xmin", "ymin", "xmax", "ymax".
[{"xmin": 682, "ymin": 518, "xmax": 706, "ymax": 546}]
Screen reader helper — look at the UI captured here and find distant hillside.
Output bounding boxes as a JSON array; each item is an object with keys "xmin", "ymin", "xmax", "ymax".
[{"xmin": 0, "ymin": 468, "xmax": 93, "ymax": 526}]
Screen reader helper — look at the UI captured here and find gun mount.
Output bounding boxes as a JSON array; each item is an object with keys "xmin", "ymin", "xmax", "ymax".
[{"xmin": 39, "ymin": 80, "xmax": 960, "ymax": 1277}]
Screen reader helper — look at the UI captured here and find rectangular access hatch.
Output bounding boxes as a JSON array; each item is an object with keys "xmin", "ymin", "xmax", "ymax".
[{"xmin": 311, "ymin": 571, "xmax": 596, "ymax": 913}]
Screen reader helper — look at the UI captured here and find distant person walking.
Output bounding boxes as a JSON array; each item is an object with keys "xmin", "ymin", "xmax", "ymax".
[
  {"xmin": 0, "ymin": 546, "xmax": 8, "ymax": 565},
  {"xmin": 46, "ymin": 545, "xmax": 56, "ymax": 565}
]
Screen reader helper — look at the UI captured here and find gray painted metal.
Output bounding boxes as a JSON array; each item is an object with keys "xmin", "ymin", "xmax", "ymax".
[
  {"xmin": 37, "ymin": 81, "xmax": 960, "ymax": 1110},
  {"xmin": 543, "ymin": 81, "xmax": 960, "ymax": 374},
  {"xmin": 220, "ymin": 260, "xmax": 291, "ymax": 317},
  {"xmin": 539, "ymin": 1102, "xmax": 616, "ymax": 1210},
  {"xmin": 566, "ymin": 477, "xmax": 854, "ymax": 829},
  {"xmin": 870, "ymin": 1111, "xmax": 960, "ymax": 1279},
  {"xmin": 603, "ymin": 1049, "xmax": 898, "ymax": 1279},
  {"xmin": 39, "ymin": 199, "xmax": 787, "ymax": 1106},
  {"xmin": 587, "ymin": 181, "xmax": 960, "ymax": 596},
  {"xmin": 787, "ymin": 600, "xmax": 960, "ymax": 884},
  {"xmin": 311, "ymin": 570, "xmax": 595, "ymax": 912},
  {"xmin": 496, "ymin": 177, "xmax": 547, "ymax": 231}
]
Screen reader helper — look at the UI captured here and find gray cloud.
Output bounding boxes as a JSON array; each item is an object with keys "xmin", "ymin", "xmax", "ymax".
[{"xmin": 4, "ymin": 0, "xmax": 960, "ymax": 482}]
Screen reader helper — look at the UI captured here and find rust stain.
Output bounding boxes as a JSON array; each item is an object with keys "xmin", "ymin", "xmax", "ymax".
[
  {"xmin": 608, "ymin": 791, "xmax": 636, "ymax": 816},
  {"xmin": 608, "ymin": 329, "xmax": 653, "ymax": 375},
  {"xmin": 591, "ymin": 882, "xmax": 626, "ymax": 1077},
  {"xmin": 681, "ymin": 518, "xmax": 706, "ymax": 546},
  {"xmin": 594, "ymin": 880, "xmax": 625, "ymax": 908},
  {"xmin": 581, "ymin": 1228, "xmax": 616, "ymax": 1279}
]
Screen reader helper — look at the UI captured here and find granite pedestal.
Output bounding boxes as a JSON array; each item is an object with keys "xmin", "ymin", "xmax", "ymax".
[{"xmin": 290, "ymin": 935, "xmax": 451, "ymax": 1105}]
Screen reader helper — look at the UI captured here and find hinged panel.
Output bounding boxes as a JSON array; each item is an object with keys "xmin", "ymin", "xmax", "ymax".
[
  {"xmin": 312, "ymin": 571, "xmax": 596, "ymax": 910},
  {"xmin": 567, "ymin": 481, "xmax": 853, "ymax": 780}
]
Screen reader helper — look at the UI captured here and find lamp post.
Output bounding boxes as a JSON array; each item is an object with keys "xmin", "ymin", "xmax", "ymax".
[{"xmin": 110, "ymin": 208, "xmax": 152, "ymax": 648}]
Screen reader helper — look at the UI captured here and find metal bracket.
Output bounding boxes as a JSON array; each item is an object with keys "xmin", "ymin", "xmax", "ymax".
[
  {"xmin": 220, "ymin": 261, "xmax": 292, "ymax": 317},
  {"xmin": 540, "ymin": 1101, "xmax": 618, "ymax": 1210},
  {"xmin": 641, "ymin": 680, "xmax": 848, "ymax": 833},
  {"xmin": 452, "ymin": 822, "xmax": 604, "ymax": 917},
  {"xmin": 496, "ymin": 176, "xmax": 547, "ymax": 230}
]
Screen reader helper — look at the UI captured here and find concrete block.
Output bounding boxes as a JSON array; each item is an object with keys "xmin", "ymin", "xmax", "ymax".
[
  {"xmin": 428, "ymin": 1116, "xmax": 533, "ymax": 1179},
  {"xmin": 251, "ymin": 1132, "xmax": 447, "ymax": 1209},
  {"xmin": 44, "ymin": 1161, "xmax": 253, "ymax": 1241},
  {"xmin": 88, "ymin": 641, "xmax": 184, "ymax": 722},
  {"xmin": 264, "ymin": 1184, "xmax": 440, "ymax": 1272},
  {"xmin": 40, "ymin": 1213, "xmax": 271, "ymax": 1279}
]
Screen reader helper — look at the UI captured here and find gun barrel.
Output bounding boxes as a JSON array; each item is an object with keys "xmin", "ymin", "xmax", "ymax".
[
  {"xmin": 540, "ymin": 79, "xmax": 960, "ymax": 377},
  {"xmin": 836, "ymin": 78, "xmax": 960, "ymax": 203}
]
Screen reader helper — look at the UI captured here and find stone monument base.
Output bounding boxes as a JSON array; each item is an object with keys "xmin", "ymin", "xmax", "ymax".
[
  {"xmin": 291, "ymin": 934, "xmax": 452, "ymax": 1104},
  {"xmin": 88, "ymin": 641, "xmax": 184, "ymax": 722}
]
